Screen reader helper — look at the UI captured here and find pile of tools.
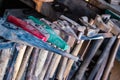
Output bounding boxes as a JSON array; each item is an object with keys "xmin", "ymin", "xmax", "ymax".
[{"xmin": 0, "ymin": 13, "xmax": 120, "ymax": 80}]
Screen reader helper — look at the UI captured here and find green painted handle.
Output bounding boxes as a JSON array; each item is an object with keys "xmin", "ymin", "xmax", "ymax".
[{"xmin": 28, "ymin": 16, "xmax": 69, "ymax": 50}]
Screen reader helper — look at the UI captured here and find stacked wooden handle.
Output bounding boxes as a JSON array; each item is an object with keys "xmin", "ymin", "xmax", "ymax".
[{"xmin": 0, "ymin": 14, "xmax": 120, "ymax": 80}]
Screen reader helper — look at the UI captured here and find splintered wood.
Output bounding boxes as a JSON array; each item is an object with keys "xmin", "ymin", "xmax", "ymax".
[{"xmin": 0, "ymin": 14, "xmax": 120, "ymax": 80}]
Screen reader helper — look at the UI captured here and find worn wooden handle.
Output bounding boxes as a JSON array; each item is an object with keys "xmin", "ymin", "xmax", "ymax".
[
  {"xmin": 12, "ymin": 45, "xmax": 27, "ymax": 80},
  {"xmin": 38, "ymin": 52, "xmax": 54, "ymax": 80},
  {"xmin": 34, "ymin": 49, "xmax": 49, "ymax": 77},
  {"xmin": 0, "ymin": 49, "xmax": 12, "ymax": 80},
  {"xmin": 63, "ymin": 40, "xmax": 84, "ymax": 80},
  {"xmin": 102, "ymin": 38, "xmax": 120, "ymax": 80},
  {"xmin": 88, "ymin": 37, "xmax": 116, "ymax": 80},
  {"xmin": 26, "ymin": 48, "xmax": 39, "ymax": 80},
  {"xmin": 74, "ymin": 39, "xmax": 103, "ymax": 80},
  {"xmin": 16, "ymin": 46, "xmax": 33, "ymax": 80}
]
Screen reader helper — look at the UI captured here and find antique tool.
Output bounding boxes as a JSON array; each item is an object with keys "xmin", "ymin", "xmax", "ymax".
[
  {"xmin": 0, "ymin": 49, "xmax": 12, "ymax": 80},
  {"xmin": 41, "ymin": 18, "xmax": 78, "ymax": 39},
  {"xmin": 26, "ymin": 48, "xmax": 39, "ymax": 80},
  {"xmin": 53, "ymin": 20, "xmax": 79, "ymax": 40},
  {"xmin": 16, "ymin": 46, "xmax": 34, "ymax": 80},
  {"xmin": 79, "ymin": 18, "xmax": 96, "ymax": 60},
  {"xmin": 0, "ymin": 19, "xmax": 78, "ymax": 61},
  {"xmin": 107, "ymin": 20, "xmax": 120, "ymax": 35},
  {"xmin": 63, "ymin": 29, "xmax": 85, "ymax": 80},
  {"xmin": 25, "ymin": 19, "xmax": 50, "ymax": 40},
  {"xmin": 4, "ymin": 45, "xmax": 18, "ymax": 80},
  {"xmin": 12, "ymin": 45, "xmax": 27, "ymax": 80},
  {"xmin": 60, "ymin": 15, "xmax": 82, "ymax": 29},
  {"xmin": 28, "ymin": 16, "xmax": 69, "ymax": 50},
  {"xmin": 26, "ymin": 19, "xmax": 61, "ymax": 78},
  {"xmin": 94, "ymin": 15, "xmax": 112, "ymax": 32},
  {"xmin": 49, "ymin": 54, "xmax": 62, "ymax": 78},
  {"xmin": 102, "ymin": 37, "xmax": 120, "ymax": 80},
  {"xmin": 74, "ymin": 39, "xmax": 103, "ymax": 80},
  {"xmin": 38, "ymin": 52, "xmax": 54, "ymax": 80},
  {"xmin": 29, "ymin": 16, "xmax": 113, "ymax": 41},
  {"xmin": 44, "ymin": 29, "xmax": 62, "ymax": 80},
  {"xmin": 7, "ymin": 15, "xmax": 47, "ymax": 42},
  {"xmin": 56, "ymin": 36, "xmax": 76, "ymax": 80},
  {"xmin": 79, "ymin": 18, "xmax": 96, "ymax": 29},
  {"xmin": 44, "ymin": 53, "xmax": 59, "ymax": 80},
  {"xmin": 34, "ymin": 49, "xmax": 49, "ymax": 78},
  {"xmin": 88, "ymin": 37, "xmax": 116, "ymax": 80},
  {"xmin": 94, "ymin": 15, "xmax": 120, "ymax": 35},
  {"xmin": 94, "ymin": 46, "xmax": 112, "ymax": 80},
  {"xmin": 59, "ymin": 15, "xmax": 113, "ymax": 40}
]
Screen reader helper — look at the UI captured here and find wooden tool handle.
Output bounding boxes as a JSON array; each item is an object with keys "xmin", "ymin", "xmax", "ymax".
[
  {"xmin": 56, "ymin": 36, "xmax": 75, "ymax": 80},
  {"xmin": 49, "ymin": 55, "xmax": 62, "ymax": 78},
  {"xmin": 56, "ymin": 48, "xmax": 70, "ymax": 80},
  {"xmin": 74, "ymin": 39, "xmax": 103, "ymax": 80},
  {"xmin": 63, "ymin": 40, "xmax": 84, "ymax": 79},
  {"xmin": 88, "ymin": 37, "xmax": 116, "ymax": 80},
  {"xmin": 0, "ymin": 49, "xmax": 12, "ymax": 80},
  {"xmin": 26, "ymin": 48, "xmax": 39, "ymax": 80},
  {"xmin": 12, "ymin": 45, "xmax": 27, "ymax": 80},
  {"xmin": 16, "ymin": 46, "xmax": 33, "ymax": 80},
  {"xmin": 38, "ymin": 52, "xmax": 54, "ymax": 80},
  {"xmin": 44, "ymin": 54, "xmax": 59, "ymax": 80},
  {"xmin": 44, "ymin": 30, "xmax": 61, "ymax": 80},
  {"xmin": 102, "ymin": 38, "xmax": 120, "ymax": 80},
  {"xmin": 34, "ymin": 49, "xmax": 49, "ymax": 77}
]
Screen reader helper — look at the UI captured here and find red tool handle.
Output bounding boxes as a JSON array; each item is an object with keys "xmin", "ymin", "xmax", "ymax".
[{"xmin": 7, "ymin": 15, "xmax": 47, "ymax": 42}]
